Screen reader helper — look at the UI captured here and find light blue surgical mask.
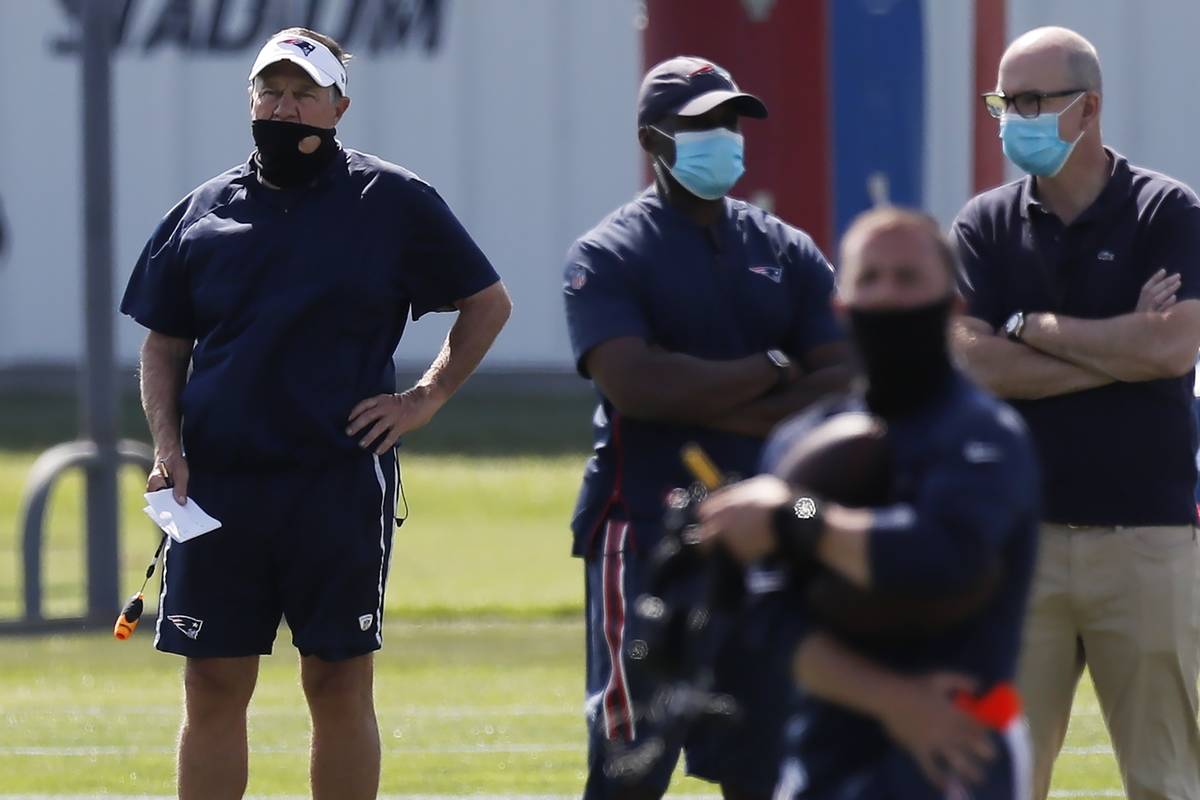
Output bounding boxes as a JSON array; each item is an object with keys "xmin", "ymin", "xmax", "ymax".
[
  {"xmin": 652, "ymin": 126, "xmax": 745, "ymax": 200},
  {"xmin": 999, "ymin": 92, "xmax": 1086, "ymax": 177}
]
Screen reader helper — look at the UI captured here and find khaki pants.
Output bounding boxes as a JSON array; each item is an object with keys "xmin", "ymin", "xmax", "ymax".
[{"xmin": 1018, "ymin": 523, "xmax": 1200, "ymax": 800}]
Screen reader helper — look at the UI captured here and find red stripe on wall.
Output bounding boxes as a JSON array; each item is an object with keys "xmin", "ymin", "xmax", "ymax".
[{"xmin": 973, "ymin": 0, "xmax": 1007, "ymax": 192}]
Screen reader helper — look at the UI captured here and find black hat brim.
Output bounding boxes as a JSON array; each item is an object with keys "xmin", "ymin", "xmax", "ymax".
[{"xmin": 674, "ymin": 90, "xmax": 768, "ymax": 119}]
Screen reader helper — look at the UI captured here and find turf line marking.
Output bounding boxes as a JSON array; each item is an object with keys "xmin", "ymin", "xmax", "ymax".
[
  {"xmin": 0, "ymin": 795, "xmax": 1120, "ymax": 800},
  {"xmin": 31, "ymin": 703, "xmax": 576, "ymax": 719},
  {"xmin": 0, "ymin": 796, "xmax": 723, "ymax": 800},
  {"xmin": 0, "ymin": 743, "xmax": 1121, "ymax": 758},
  {"xmin": 1059, "ymin": 745, "xmax": 1114, "ymax": 755},
  {"xmin": 0, "ymin": 743, "xmax": 582, "ymax": 756}
]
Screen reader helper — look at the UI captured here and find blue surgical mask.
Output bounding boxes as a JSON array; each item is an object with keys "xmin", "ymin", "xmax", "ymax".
[
  {"xmin": 999, "ymin": 92, "xmax": 1086, "ymax": 177},
  {"xmin": 652, "ymin": 126, "xmax": 745, "ymax": 200}
]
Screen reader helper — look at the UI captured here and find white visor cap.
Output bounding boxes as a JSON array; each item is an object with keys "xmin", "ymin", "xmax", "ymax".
[{"xmin": 249, "ymin": 33, "xmax": 347, "ymax": 95}]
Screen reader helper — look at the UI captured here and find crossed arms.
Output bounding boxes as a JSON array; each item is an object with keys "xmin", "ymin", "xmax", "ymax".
[
  {"xmin": 583, "ymin": 337, "xmax": 854, "ymax": 438},
  {"xmin": 953, "ymin": 270, "xmax": 1200, "ymax": 399}
]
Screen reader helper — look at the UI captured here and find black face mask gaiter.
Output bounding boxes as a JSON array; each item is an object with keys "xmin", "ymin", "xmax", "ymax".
[
  {"xmin": 847, "ymin": 296, "xmax": 956, "ymax": 420},
  {"xmin": 251, "ymin": 119, "xmax": 338, "ymax": 189}
]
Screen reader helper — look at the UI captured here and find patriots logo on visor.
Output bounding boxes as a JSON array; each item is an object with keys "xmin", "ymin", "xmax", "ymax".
[
  {"xmin": 279, "ymin": 38, "xmax": 316, "ymax": 56},
  {"xmin": 748, "ymin": 265, "xmax": 783, "ymax": 283}
]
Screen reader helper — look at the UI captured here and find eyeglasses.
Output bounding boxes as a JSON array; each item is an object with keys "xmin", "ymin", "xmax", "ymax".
[{"xmin": 981, "ymin": 89, "xmax": 1086, "ymax": 119}]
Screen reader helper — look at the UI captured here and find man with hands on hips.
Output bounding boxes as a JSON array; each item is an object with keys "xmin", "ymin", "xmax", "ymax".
[{"xmin": 124, "ymin": 27, "xmax": 510, "ymax": 800}]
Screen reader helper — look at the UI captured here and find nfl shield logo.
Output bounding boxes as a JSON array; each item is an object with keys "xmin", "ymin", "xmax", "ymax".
[
  {"xmin": 567, "ymin": 265, "xmax": 588, "ymax": 291},
  {"xmin": 358, "ymin": 614, "xmax": 374, "ymax": 631}
]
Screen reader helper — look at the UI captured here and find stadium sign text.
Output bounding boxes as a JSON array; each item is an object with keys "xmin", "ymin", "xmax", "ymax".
[{"xmin": 51, "ymin": 0, "xmax": 443, "ymax": 56}]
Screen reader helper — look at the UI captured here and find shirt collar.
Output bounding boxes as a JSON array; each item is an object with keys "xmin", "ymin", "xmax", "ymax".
[
  {"xmin": 641, "ymin": 182, "xmax": 731, "ymax": 227},
  {"xmin": 1020, "ymin": 147, "xmax": 1128, "ymax": 223}
]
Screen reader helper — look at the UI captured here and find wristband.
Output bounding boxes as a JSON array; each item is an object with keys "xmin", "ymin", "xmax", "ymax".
[{"xmin": 772, "ymin": 494, "xmax": 825, "ymax": 568}]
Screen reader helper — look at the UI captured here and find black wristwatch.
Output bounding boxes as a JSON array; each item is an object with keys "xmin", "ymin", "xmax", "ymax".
[
  {"xmin": 1003, "ymin": 311, "xmax": 1026, "ymax": 342},
  {"xmin": 766, "ymin": 349, "xmax": 794, "ymax": 389}
]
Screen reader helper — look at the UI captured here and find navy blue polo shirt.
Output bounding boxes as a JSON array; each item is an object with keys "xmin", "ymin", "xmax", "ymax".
[
  {"xmin": 954, "ymin": 149, "xmax": 1200, "ymax": 526},
  {"xmin": 765, "ymin": 374, "xmax": 1039, "ymax": 789},
  {"xmin": 121, "ymin": 148, "xmax": 499, "ymax": 470},
  {"xmin": 562, "ymin": 185, "xmax": 842, "ymax": 557}
]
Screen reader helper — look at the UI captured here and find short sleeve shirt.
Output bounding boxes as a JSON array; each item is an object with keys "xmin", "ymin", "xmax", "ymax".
[
  {"xmin": 121, "ymin": 149, "xmax": 500, "ymax": 469},
  {"xmin": 953, "ymin": 149, "xmax": 1200, "ymax": 525},
  {"xmin": 562, "ymin": 186, "xmax": 843, "ymax": 556}
]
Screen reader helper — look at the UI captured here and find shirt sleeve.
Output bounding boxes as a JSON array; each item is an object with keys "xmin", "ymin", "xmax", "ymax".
[
  {"xmin": 1146, "ymin": 189, "xmax": 1200, "ymax": 303},
  {"xmin": 562, "ymin": 240, "xmax": 650, "ymax": 378},
  {"xmin": 786, "ymin": 236, "xmax": 844, "ymax": 356},
  {"xmin": 119, "ymin": 195, "xmax": 197, "ymax": 340},
  {"xmin": 868, "ymin": 408, "xmax": 1037, "ymax": 595},
  {"xmin": 952, "ymin": 205, "xmax": 1007, "ymax": 329},
  {"xmin": 401, "ymin": 183, "xmax": 500, "ymax": 320}
]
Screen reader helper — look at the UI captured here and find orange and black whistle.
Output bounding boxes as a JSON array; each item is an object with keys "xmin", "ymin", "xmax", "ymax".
[{"xmin": 114, "ymin": 592, "xmax": 145, "ymax": 640}]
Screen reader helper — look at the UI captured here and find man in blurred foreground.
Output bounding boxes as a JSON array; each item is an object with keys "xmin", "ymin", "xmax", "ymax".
[
  {"xmin": 953, "ymin": 26, "xmax": 1200, "ymax": 799},
  {"xmin": 120, "ymin": 27, "xmax": 510, "ymax": 800},
  {"xmin": 700, "ymin": 208, "xmax": 1039, "ymax": 798},
  {"xmin": 563, "ymin": 56, "xmax": 853, "ymax": 798}
]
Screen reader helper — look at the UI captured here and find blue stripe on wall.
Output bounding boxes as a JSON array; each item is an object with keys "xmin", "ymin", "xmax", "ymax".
[{"xmin": 829, "ymin": 0, "xmax": 925, "ymax": 239}]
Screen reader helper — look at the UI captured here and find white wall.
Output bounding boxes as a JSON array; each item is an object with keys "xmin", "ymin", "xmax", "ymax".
[
  {"xmin": 9, "ymin": 0, "xmax": 1200, "ymax": 373},
  {"xmin": 1006, "ymin": 0, "xmax": 1200, "ymax": 190},
  {"xmin": 922, "ymin": 0, "xmax": 1200, "ymax": 227},
  {"xmin": 0, "ymin": 0, "xmax": 641, "ymax": 371}
]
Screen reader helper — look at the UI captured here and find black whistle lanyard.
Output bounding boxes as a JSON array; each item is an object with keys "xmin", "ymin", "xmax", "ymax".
[{"xmin": 393, "ymin": 444, "xmax": 409, "ymax": 528}]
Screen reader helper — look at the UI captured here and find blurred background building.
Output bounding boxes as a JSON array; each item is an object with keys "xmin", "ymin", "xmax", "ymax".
[{"xmin": 0, "ymin": 0, "xmax": 1195, "ymax": 376}]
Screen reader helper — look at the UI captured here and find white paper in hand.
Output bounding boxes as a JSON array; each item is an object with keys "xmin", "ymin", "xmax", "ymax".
[{"xmin": 142, "ymin": 489, "xmax": 222, "ymax": 543}]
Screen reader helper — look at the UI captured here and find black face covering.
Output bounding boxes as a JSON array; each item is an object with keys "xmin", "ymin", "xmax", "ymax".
[
  {"xmin": 847, "ymin": 296, "xmax": 955, "ymax": 419},
  {"xmin": 251, "ymin": 119, "xmax": 339, "ymax": 189}
]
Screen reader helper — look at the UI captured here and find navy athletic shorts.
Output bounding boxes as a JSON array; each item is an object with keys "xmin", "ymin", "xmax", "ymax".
[
  {"xmin": 153, "ymin": 450, "xmax": 396, "ymax": 661},
  {"xmin": 583, "ymin": 518, "xmax": 806, "ymax": 798}
]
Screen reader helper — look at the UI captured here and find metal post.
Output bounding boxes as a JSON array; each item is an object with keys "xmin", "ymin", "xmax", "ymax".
[{"xmin": 81, "ymin": 0, "xmax": 118, "ymax": 624}]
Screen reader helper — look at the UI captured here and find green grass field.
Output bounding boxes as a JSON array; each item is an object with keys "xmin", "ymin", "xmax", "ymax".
[{"xmin": 0, "ymin": 390, "xmax": 1126, "ymax": 797}]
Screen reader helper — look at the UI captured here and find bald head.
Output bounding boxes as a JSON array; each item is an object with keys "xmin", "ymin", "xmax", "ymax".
[
  {"xmin": 1000, "ymin": 26, "xmax": 1102, "ymax": 96},
  {"xmin": 837, "ymin": 208, "xmax": 958, "ymax": 310}
]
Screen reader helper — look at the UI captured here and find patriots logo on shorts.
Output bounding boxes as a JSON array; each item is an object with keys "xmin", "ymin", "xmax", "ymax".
[
  {"xmin": 279, "ymin": 38, "xmax": 316, "ymax": 56},
  {"xmin": 168, "ymin": 614, "xmax": 204, "ymax": 640},
  {"xmin": 748, "ymin": 265, "xmax": 783, "ymax": 283}
]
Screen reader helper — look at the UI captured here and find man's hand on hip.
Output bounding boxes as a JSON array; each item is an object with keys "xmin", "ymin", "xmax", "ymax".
[
  {"xmin": 878, "ymin": 672, "xmax": 995, "ymax": 790},
  {"xmin": 347, "ymin": 386, "xmax": 445, "ymax": 455},
  {"xmin": 147, "ymin": 452, "xmax": 189, "ymax": 505}
]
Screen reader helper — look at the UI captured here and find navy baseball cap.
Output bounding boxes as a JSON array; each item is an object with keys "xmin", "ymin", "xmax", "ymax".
[{"xmin": 637, "ymin": 56, "xmax": 768, "ymax": 128}]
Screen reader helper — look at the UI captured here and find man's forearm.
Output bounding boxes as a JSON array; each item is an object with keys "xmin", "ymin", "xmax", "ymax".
[
  {"xmin": 140, "ymin": 332, "xmax": 194, "ymax": 458},
  {"xmin": 413, "ymin": 281, "xmax": 512, "ymax": 403},
  {"xmin": 794, "ymin": 632, "xmax": 911, "ymax": 720},
  {"xmin": 1021, "ymin": 303, "xmax": 1200, "ymax": 381},
  {"xmin": 706, "ymin": 363, "xmax": 855, "ymax": 437},
  {"xmin": 952, "ymin": 322, "xmax": 1113, "ymax": 399},
  {"xmin": 590, "ymin": 340, "xmax": 779, "ymax": 425}
]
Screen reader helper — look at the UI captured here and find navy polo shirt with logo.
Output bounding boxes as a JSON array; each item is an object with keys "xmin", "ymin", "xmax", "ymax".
[
  {"xmin": 563, "ymin": 185, "xmax": 843, "ymax": 557},
  {"xmin": 121, "ymin": 148, "xmax": 500, "ymax": 470},
  {"xmin": 953, "ymin": 149, "xmax": 1200, "ymax": 526}
]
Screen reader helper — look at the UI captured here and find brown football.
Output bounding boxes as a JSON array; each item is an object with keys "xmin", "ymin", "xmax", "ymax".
[{"xmin": 778, "ymin": 411, "xmax": 998, "ymax": 638}]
